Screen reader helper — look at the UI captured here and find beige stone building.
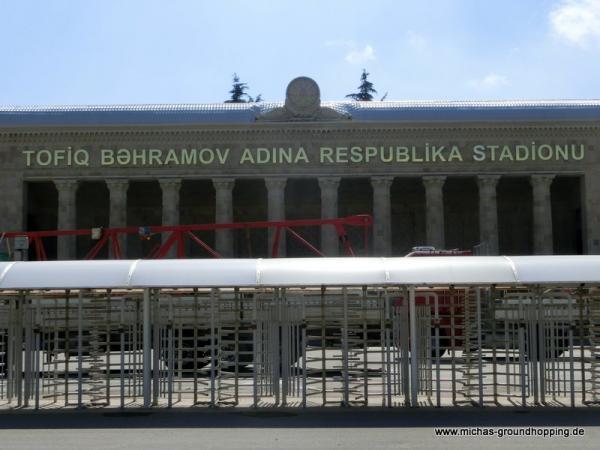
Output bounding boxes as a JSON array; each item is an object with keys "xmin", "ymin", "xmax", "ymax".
[{"xmin": 0, "ymin": 77, "xmax": 598, "ymax": 259}]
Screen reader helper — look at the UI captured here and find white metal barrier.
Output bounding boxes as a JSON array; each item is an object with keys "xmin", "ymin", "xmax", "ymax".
[{"xmin": 1, "ymin": 284, "xmax": 599, "ymax": 409}]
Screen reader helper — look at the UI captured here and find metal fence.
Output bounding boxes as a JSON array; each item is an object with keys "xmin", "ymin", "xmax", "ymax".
[{"xmin": 1, "ymin": 285, "xmax": 599, "ymax": 409}]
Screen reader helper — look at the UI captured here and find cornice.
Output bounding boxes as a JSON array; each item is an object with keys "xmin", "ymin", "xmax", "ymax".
[{"xmin": 1, "ymin": 121, "xmax": 599, "ymax": 144}]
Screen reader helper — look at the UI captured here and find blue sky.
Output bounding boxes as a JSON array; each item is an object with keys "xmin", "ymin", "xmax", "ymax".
[{"xmin": 1, "ymin": 0, "xmax": 599, "ymax": 104}]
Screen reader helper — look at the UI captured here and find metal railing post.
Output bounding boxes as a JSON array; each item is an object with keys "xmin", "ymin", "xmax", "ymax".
[
  {"xmin": 77, "ymin": 290, "xmax": 83, "ymax": 408},
  {"xmin": 152, "ymin": 295, "xmax": 160, "ymax": 406},
  {"xmin": 120, "ymin": 297, "xmax": 126, "ymax": 409},
  {"xmin": 476, "ymin": 288, "xmax": 484, "ymax": 406},
  {"xmin": 210, "ymin": 288, "xmax": 216, "ymax": 406},
  {"xmin": 384, "ymin": 289, "xmax": 392, "ymax": 407},
  {"xmin": 567, "ymin": 294, "xmax": 575, "ymax": 407},
  {"xmin": 434, "ymin": 293, "xmax": 441, "ymax": 408},
  {"xmin": 143, "ymin": 288, "xmax": 152, "ymax": 407},
  {"xmin": 409, "ymin": 287, "xmax": 418, "ymax": 407},
  {"xmin": 23, "ymin": 293, "xmax": 32, "ymax": 408},
  {"xmin": 342, "ymin": 287, "xmax": 349, "ymax": 406}
]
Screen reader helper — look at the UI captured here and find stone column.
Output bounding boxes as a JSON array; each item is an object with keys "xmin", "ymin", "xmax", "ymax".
[
  {"xmin": 106, "ymin": 179, "xmax": 129, "ymax": 258},
  {"xmin": 0, "ymin": 175, "xmax": 24, "ymax": 260},
  {"xmin": 159, "ymin": 178, "xmax": 182, "ymax": 258},
  {"xmin": 371, "ymin": 176, "xmax": 393, "ymax": 256},
  {"xmin": 530, "ymin": 174, "xmax": 555, "ymax": 255},
  {"xmin": 54, "ymin": 179, "xmax": 78, "ymax": 260},
  {"xmin": 583, "ymin": 170, "xmax": 600, "ymax": 254},
  {"xmin": 0, "ymin": 174, "xmax": 24, "ymax": 234},
  {"xmin": 318, "ymin": 177, "xmax": 341, "ymax": 256},
  {"xmin": 265, "ymin": 178, "xmax": 287, "ymax": 257},
  {"xmin": 423, "ymin": 176, "xmax": 446, "ymax": 249},
  {"xmin": 212, "ymin": 178, "xmax": 235, "ymax": 257},
  {"xmin": 477, "ymin": 175, "xmax": 501, "ymax": 255}
]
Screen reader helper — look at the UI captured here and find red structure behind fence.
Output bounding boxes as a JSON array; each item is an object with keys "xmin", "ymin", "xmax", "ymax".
[{"xmin": 1, "ymin": 214, "xmax": 373, "ymax": 260}]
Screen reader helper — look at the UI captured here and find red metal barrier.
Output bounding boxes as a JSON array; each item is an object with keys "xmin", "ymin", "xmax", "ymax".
[{"xmin": 2, "ymin": 215, "xmax": 373, "ymax": 260}]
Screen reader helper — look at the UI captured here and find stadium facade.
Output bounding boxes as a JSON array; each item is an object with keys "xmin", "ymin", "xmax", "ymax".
[{"xmin": 0, "ymin": 77, "xmax": 599, "ymax": 259}]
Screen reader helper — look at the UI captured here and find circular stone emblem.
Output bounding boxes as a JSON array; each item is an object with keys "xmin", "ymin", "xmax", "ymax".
[{"xmin": 285, "ymin": 77, "xmax": 321, "ymax": 116}]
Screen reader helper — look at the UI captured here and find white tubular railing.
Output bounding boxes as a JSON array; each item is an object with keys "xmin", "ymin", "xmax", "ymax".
[{"xmin": 0, "ymin": 284, "xmax": 599, "ymax": 409}]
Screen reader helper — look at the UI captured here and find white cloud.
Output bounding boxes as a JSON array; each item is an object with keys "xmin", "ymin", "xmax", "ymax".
[
  {"xmin": 469, "ymin": 73, "xmax": 510, "ymax": 90},
  {"xmin": 550, "ymin": 0, "xmax": 600, "ymax": 46},
  {"xmin": 345, "ymin": 45, "xmax": 376, "ymax": 64}
]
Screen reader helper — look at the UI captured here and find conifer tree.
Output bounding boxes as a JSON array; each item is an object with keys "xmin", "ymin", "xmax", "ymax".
[
  {"xmin": 346, "ymin": 69, "xmax": 377, "ymax": 101},
  {"xmin": 225, "ymin": 74, "xmax": 263, "ymax": 103},
  {"xmin": 247, "ymin": 93, "xmax": 263, "ymax": 103},
  {"xmin": 225, "ymin": 73, "xmax": 251, "ymax": 103}
]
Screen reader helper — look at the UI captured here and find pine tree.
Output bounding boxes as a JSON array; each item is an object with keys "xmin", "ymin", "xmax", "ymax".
[
  {"xmin": 225, "ymin": 74, "xmax": 263, "ymax": 103},
  {"xmin": 225, "ymin": 73, "xmax": 251, "ymax": 103},
  {"xmin": 346, "ymin": 69, "xmax": 377, "ymax": 101},
  {"xmin": 247, "ymin": 93, "xmax": 263, "ymax": 103}
]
